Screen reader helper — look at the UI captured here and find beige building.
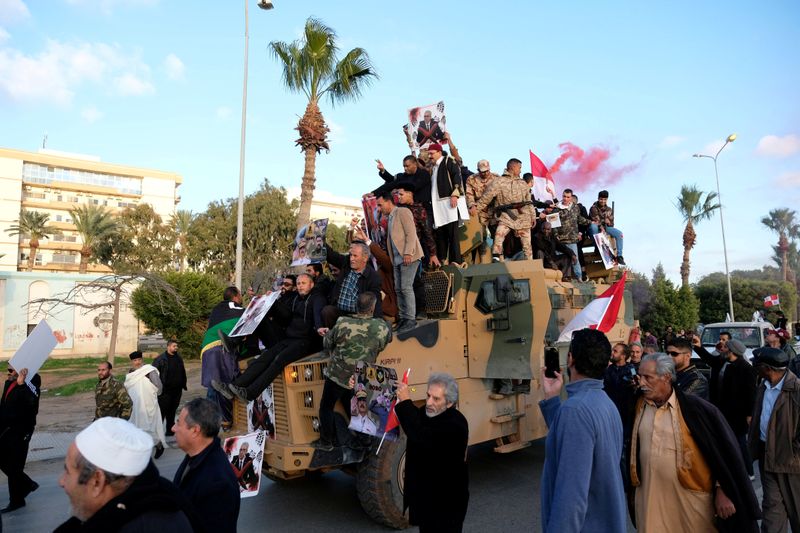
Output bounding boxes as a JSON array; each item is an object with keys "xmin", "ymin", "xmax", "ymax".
[
  {"xmin": 287, "ymin": 187, "xmax": 362, "ymax": 228},
  {"xmin": 0, "ymin": 147, "xmax": 182, "ymax": 273}
]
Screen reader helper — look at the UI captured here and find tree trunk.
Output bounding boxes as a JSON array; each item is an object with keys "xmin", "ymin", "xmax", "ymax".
[
  {"xmin": 680, "ymin": 221, "xmax": 695, "ymax": 288},
  {"xmin": 79, "ymin": 245, "xmax": 90, "ymax": 274},
  {"xmin": 779, "ymin": 234, "xmax": 789, "ymax": 282},
  {"xmin": 296, "ymin": 146, "xmax": 318, "ymax": 231},
  {"xmin": 107, "ymin": 285, "xmax": 121, "ymax": 364},
  {"xmin": 27, "ymin": 239, "xmax": 38, "ymax": 272}
]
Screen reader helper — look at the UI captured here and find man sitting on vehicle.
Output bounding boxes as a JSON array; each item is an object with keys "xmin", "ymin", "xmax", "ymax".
[
  {"xmin": 322, "ymin": 242, "xmax": 383, "ymax": 328},
  {"xmin": 588, "ymin": 190, "xmax": 625, "ymax": 266},
  {"xmin": 532, "ymin": 221, "xmax": 578, "ymax": 280}
]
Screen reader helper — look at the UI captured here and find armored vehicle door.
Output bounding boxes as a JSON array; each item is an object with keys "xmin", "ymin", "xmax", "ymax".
[{"xmin": 463, "ymin": 262, "xmax": 550, "ymax": 379}]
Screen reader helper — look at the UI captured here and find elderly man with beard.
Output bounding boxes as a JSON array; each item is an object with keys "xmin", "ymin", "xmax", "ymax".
[
  {"xmin": 55, "ymin": 417, "xmax": 192, "ymax": 532},
  {"xmin": 395, "ymin": 373, "xmax": 468, "ymax": 532},
  {"xmin": 629, "ymin": 353, "xmax": 760, "ymax": 532},
  {"xmin": 124, "ymin": 351, "xmax": 166, "ymax": 459}
]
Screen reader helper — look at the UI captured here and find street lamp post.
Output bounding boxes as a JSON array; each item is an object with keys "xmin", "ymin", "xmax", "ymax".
[
  {"xmin": 235, "ymin": 0, "xmax": 274, "ymax": 291},
  {"xmin": 693, "ymin": 133, "xmax": 737, "ymax": 322}
]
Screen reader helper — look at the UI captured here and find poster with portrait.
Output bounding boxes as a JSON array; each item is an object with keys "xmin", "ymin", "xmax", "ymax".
[
  {"xmin": 349, "ymin": 362, "xmax": 399, "ymax": 439},
  {"xmin": 229, "ymin": 292, "xmax": 280, "ymax": 338},
  {"xmin": 361, "ymin": 194, "xmax": 385, "ymax": 247},
  {"xmin": 224, "ymin": 431, "xmax": 266, "ymax": 498},
  {"xmin": 406, "ymin": 101, "xmax": 446, "ymax": 151},
  {"xmin": 291, "ymin": 218, "xmax": 329, "ymax": 266},
  {"xmin": 247, "ymin": 385, "xmax": 275, "ymax": 438},
  {"xmin": 594, "ymin": 231, "xmax": 617, "ymax": 270},
  {"xmin": 545, "ymin": 212, "xmax": 561, "ymax": 229}
]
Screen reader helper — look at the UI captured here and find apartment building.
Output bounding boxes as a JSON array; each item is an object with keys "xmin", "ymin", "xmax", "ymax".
[
  {"xmin": 0, "ymin": 147, "xmax": 182, "ymax": 273},
  {"xmin": 287, "ymin": 187, "xmax": 362, "ymax": 228}
]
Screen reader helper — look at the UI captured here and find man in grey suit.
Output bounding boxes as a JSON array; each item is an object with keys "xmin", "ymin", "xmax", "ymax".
[{"xmin": 377, "ymin": 191, "xmax": 424, "ymax": 332}]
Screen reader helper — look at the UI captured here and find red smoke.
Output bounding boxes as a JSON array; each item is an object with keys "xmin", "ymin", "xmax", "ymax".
[{"xmin": 547, "ymin": 142, "xmax": 639, "ymax": 191}]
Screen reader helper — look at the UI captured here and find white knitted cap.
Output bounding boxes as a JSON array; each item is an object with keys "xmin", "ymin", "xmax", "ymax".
[{"xmin": 75, "ymin": 417, "xmax": 152, "ymax": 476}]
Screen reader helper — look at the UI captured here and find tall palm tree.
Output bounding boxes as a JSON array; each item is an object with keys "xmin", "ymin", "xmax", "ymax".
[
  {"xmin": 6, "ymin": 209, "xmax": 54, "ymax": 271},
  {"xmin": 70, "ymin": 204, "xmax": 118, "ymax": 274},
  {"xmin": 172, "ymin": 209, "xmax": 193, "ymax": 272},
  {"xmin": 675, "ymin": 185, "xmax": 720, "ymax": 288},
  {"xmin": 270, "ymin": 17, "xmax": 378, "ymax": 230},
  {"xmin": 762, "ymin": 208, "xmax": 800, "ymax": 282}
]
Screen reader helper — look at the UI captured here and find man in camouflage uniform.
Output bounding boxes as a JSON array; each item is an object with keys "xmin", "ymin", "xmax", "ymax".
[
  {"xmin": 475, "ymin": 158, "xmax": 535, "ymax": 261},
  {"xmin": 313, "ymin": 292, "xmax": 392, "ymax": 451},
  {"xmin": 554, "ymin": 188, "xmax": 590, "ymax": 280},
  {"xmin": 466, "ymin": 159, "xmax": 500, "ymax": 262},
  {"xmin": 94, "ymin": 361, "xmax": 132, "ymax": 420}
]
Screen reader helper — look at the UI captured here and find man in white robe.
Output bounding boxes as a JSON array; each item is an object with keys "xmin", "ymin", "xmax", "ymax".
[{"xmin": 124, "ymin": 350, "xmax": 166, "ymax": 457}]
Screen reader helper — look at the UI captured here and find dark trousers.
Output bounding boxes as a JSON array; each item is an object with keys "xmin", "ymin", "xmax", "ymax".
[
  {"xmin": 319, "ymin": 378, "xmax": 353, "ymax": 444},
  {"xmin": 435, "ymin": 221, "xmax": 462, "ymax": 264},
  {"xmin": 0, "ymin": 429, "xmax": 36, "ymax": 505},
  {"xmin": 233, "ymin": 338, "xmax": 311, "ymax": 400},
  {"xmin": 537, "ymin": 251, "xmax": 572, "ymax": 279},
  {"xmin": 418, "ymin": 518, "xmax": 463, "ymax": 533},
  {"xmin": 159, "ymin": 387, "xmax": 182, "ymax": 435},
  {"xmin": 737, "ymin": 432, "xmax": 754, "ymax": 476},
  {"xmin": 758, "ymin": 442, "xmax": 800, "ymax": 533}
]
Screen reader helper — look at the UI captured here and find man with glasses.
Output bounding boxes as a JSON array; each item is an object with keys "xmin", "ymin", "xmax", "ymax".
[
  {"xmin": 666, "ymin": 337, "xmax": 709, "ymax": 400},
  {"xmin": 748, "ymin": 347, "xmax": 800, "ymax": 532}
]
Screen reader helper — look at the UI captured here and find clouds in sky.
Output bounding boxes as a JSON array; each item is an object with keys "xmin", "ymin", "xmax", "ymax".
[
  {"xmin": 81, "ymin": 106, "xmax": 103, "ymax": 122},
  {"xmin": 163, "ymin": 53, "xmax": 184, "ymax": 80},
  {"xmin": 0, "ymin": 0, "xmax": 30, "ymax": 25},
  {"xmin": 0, "ymin": 39, "xmax": 154, "ymax": 104},
  {"xmin": 658, "ymin": 135, "xmax": 685, "ymax": 149},
  {"xmin": 756, "ymin": 134, "xmax": 800, "ymax": 158}
]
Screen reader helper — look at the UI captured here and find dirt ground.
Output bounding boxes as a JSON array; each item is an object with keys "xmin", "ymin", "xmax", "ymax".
[{"xmin": 36, "ymin": 360, "xmax": 205, "ymax": 433}]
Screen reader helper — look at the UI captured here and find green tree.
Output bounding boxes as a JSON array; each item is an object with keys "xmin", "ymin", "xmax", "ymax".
[
  {"xmin": 674, "ymin": 285, "xmax": 700, "ymax": 332},
  {"xmin": 6, "ymin": 209, "xmax": 54, "ymax": 271},
  {"xmin": 627, "ymin": 270, "xmax": 652, "ymax": 321},
  {"xmin": 95, "ymin": 204, "xmax": 175, "ymax": 273},
  {"xmin": 325, "ymin": 223, "xmax": 348, "ymax": 253},
  {"xmin": 675, "ymin": 185, "xmax": 719, "ymax": 288},
  {"xmin": 130, "ymin": 271, "xmax": 224, "ymax": 358},
  {"xmin": 639, "ymin": 264, "xmax": 678, "ymax": 335},
  {"xmin": 695, "ymin": 273, "xmax": 797, "ymax": 323},
  {"xmin": 761, "ymin": 208, "xmax": 800, "ymax": 282},
  {"xmin": 270, "ymin": 17, "xmax": 378, "ymax": 230},
  {"xmin": 70, "ymin": 204, "xmax": 118, "ymax": 274},
  {"xmin": 173, "ymin": 210, "xmax": 194, "ymax": 273}
]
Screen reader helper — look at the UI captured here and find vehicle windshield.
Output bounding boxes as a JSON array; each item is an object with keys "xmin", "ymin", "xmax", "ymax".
[{"xmin": 701, "ymin": 327, "xmax": 763, "ymax": 348}]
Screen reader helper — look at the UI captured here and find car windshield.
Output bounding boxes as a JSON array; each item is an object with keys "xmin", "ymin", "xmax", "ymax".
[{"xmin": 701, "ymin": 327, "xmax": 762, "ymax": 348}]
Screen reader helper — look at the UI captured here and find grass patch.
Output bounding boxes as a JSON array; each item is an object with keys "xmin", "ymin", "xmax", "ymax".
[
  {"xmin": 39, "ymin": 356, "xmax": 133, "ymax": 371},
  {"xmin": 45, "ymin": 377, "xmax": 98, "ymax": 397}
]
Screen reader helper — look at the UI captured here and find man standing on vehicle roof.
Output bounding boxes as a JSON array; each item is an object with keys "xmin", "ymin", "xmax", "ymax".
[{"xmin": 396, "ymin": 373, "xmax": 468, "ymax": 532}]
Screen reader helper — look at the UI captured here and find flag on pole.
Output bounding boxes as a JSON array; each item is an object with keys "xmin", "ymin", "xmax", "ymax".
[
  {"xmin": 557, "ymin": 271, "xmax": 628, "ymax": 343},
  {"xmin": 764, "ymin": 294, "xmax": 780, "ymax": 307},
  {"xmin": 530, "ymin": 149, "xmax": 556, "ymax": 202}
]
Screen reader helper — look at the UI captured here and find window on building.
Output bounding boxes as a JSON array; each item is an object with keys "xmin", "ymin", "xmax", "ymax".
[
  {"xmin": 57, "ymin": 195, "xmax": 63, "ymax": 202},
  {"xmin": 22, "ymin": 162, "xmax": 143, "ymax": 195},
  {"xmin": 56, "ymin": 215, "xmax": 62, "ymax": 222}
]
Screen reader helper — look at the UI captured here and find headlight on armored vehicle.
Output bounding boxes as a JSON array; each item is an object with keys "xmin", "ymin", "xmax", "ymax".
[
  {"xmin": 311, "ymin": 417, "xmax": 320, "ymax": 431},
  {"xmin": 304, "ymin": 391, "xmax": 313, "ymax": 407},
  {"xmin": 304, "ymin": 367, "xmax": 313, "ymax": 380}
]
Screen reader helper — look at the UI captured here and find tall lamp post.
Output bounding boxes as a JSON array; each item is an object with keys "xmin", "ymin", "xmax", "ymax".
[
  {"xmin": 693, "ymin": 133, "xmax": 737, "ymax": 321},
  {"xmin": 236, "ymin": 0, "xmax": 274, "ymax": 291}
]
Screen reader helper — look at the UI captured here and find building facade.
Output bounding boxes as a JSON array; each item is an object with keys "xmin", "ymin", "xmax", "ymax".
[
  {"xmin": 287, "ymin": 187, "xmax": 362, "ymax": 228},
  {"xmin": 0, "ymin": 147, "xmax": 182, "ymax": 273}
]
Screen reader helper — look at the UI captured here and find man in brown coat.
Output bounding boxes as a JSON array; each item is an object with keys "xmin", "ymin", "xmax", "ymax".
[
  {"xmin": 749, "ymin": 346, "xmax": 800, "ymax": 532},
  {"xmin": 378, "ymin": 191, "xmax": 424, "ymax": 332}
]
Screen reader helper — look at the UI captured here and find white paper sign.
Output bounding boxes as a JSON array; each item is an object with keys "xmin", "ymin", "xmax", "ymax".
[
  {"xmin": 229, "ymin": 292, "xmax": 280, "ymax": 337},
  {"xmin": 545, "ymin": 212, "xmax": 562, "ymax": 228},
  {"xmin": 8, "ymin": 320, "xmax": 58, "ymax": 384}
]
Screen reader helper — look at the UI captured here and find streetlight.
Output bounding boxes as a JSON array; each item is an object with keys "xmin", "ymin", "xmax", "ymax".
[
  {"xmin": 236, "ymin": 0, "xmax": 274, "ymax": 292},
  {"xmin": 693, "ymin": 133, "xmax": 737, "ymax": 321}
]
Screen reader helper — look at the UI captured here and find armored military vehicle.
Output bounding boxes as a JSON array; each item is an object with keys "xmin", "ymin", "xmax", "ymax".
[{"xmin": 231, "ymin": 258, "xmax": 631, "ymax": 528}]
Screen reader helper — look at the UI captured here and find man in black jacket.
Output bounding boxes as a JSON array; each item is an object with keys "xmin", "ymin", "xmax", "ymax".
[
  {"xmin": 153, "ymin": 339, "xmax": 187, "ymax": 436},
  {"xmin": 692, "ymin": 336, "xmax": 757, "ymax": 476},
  {"xmin": 533, "ymin": 222, "xmax": 578, "ymax": 280},
  {"xmin": 0, "ymin": 365, "xmax": 41, "ymax": 513},
  {"xmin": 322, "ymin": 241, "xmax": 383, "ymax": 328},
  {"xmin": 173, "ymin": 398, "xmax": 239, "ymax": 533},
  {"xmin": 396, "ymin": 372, "xmax": 469, "ymax": 532},
  {"xmin": 219, "ymin": 273, "xmax": 326, "ymax": 402},
  {"xmin": 56, "ymin": 417, "xmax": 193, "ymax": 532},
  {"xmin": 428, "ymin": 143, "xmax": 465, "ymax": 265},
  {"xmin": 374, "ymin": 156, "xmax": 433, "ymax": 217},
  {"xmin": 667, "ymin": 337, "xmax": 709, "ymax": 400}
]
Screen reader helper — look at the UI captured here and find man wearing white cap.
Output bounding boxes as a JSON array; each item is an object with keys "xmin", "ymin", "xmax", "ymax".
[
  {"xmin": 56, "ymin": 417, "xmax": 193, "ymax": 531},
  {"xmin": 124, "ymin": 350, "xmax": 166, "ymax": 459}
]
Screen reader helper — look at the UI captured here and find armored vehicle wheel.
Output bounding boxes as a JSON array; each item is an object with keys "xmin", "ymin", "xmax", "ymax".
[{"xmin": 356, "ymin": 435, "xmax": 408, "ymax": 529}]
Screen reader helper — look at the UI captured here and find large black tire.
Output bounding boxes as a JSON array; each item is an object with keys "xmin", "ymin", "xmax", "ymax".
[{"xmin": 356, "ymin": 435, "xmax": 409, "ymax": 529}]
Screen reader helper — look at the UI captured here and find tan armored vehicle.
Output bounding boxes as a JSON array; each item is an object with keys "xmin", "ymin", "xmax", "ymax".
[{"xmin": 232, "ymin": 257, "xmax": 631, "ymax": 528}]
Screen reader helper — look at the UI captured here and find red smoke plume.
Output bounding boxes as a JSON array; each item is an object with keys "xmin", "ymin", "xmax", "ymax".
[{"xmin": 547, "ymin": 142, "xmax": 639, "ymax": 191}]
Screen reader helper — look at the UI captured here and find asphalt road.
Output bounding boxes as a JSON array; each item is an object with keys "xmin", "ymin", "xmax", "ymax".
[{"xmin": 1, "ymin": 439, "xmax": 545, "ymax": 532}]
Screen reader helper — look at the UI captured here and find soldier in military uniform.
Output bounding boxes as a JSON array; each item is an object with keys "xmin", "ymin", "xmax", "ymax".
[
  {"xmin": 466, "ymin": 159, "xmax": 500, "ymax": 263},
  {"xmin": 475, "ymin": 158, "xmax": 535, "ymax": 261},
  {"xmin": 94, "ymin": 361, "xmax": 132, "ymax": 420},
  {"xmin": 313, "ymin": 292, "xmax": 392, "ymax": 451}
]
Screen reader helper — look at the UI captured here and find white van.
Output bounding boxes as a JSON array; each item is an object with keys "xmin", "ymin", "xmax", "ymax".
[{"xmin": 697, "ymin": 321, "xmax": 775, "ymax": 364}]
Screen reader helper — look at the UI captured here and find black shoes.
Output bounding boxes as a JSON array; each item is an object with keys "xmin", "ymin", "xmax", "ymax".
[
  {"xmin": 228, "ymin": 384, "xmax": 249, "ymax": 403},
  {"xmin": 398, "ymin": 320, "xmax": 417, "ymax": 333},
  {"xmin": 211, "ymin": 379, "xmax": 234, "ymax": 400},
  {"xmin": 154, "ymin": 443, "xmax": 165, "ymax": 459},
  {"xmin": 1, "ymin": 501, "xmax": 25, "ymax": 513},
  {"xmin": 616, "ymin": 256, "xmax": 626, "ymax": 266},
  {"xmin": 311, "ymin": 438, "xmax": 334, "ymax": 452}
]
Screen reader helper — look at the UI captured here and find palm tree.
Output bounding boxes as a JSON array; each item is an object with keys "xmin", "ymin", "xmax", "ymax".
[
  {"xmin": 70, "ymin": 204, "xmax": 118, "ymax": 274},
  {"xmin": 762, "ymin": 208, "xmax": 800, "ymax": 282},
  {"xmin": 172, "ymin": 209, "xmax": 193, "ymax": 272},
  {"xmin": 6, "ymin": 210, "xmax": 54, "ymax": 271},
  {"xmin": 270, "ymin": 17, "xmax": 378, "ymax": 230},
  {"xmin": 675, "ymin": 185, "xmax": 720, "ymax": 288}
]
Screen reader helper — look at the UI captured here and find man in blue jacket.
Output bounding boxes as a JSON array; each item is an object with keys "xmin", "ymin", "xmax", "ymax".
[
  {"xmin": 173, "ymin": 398, "xmax": 240, "ymax": 533},
  {"xmin": 539, "ymin": 329, "xmax": 627, "ymax": 533}
]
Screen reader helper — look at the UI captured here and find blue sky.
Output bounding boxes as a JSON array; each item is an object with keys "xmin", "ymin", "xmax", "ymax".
[{"xmin": 1, "ymin": 0, "xmax": 799, "ymax": 284}]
